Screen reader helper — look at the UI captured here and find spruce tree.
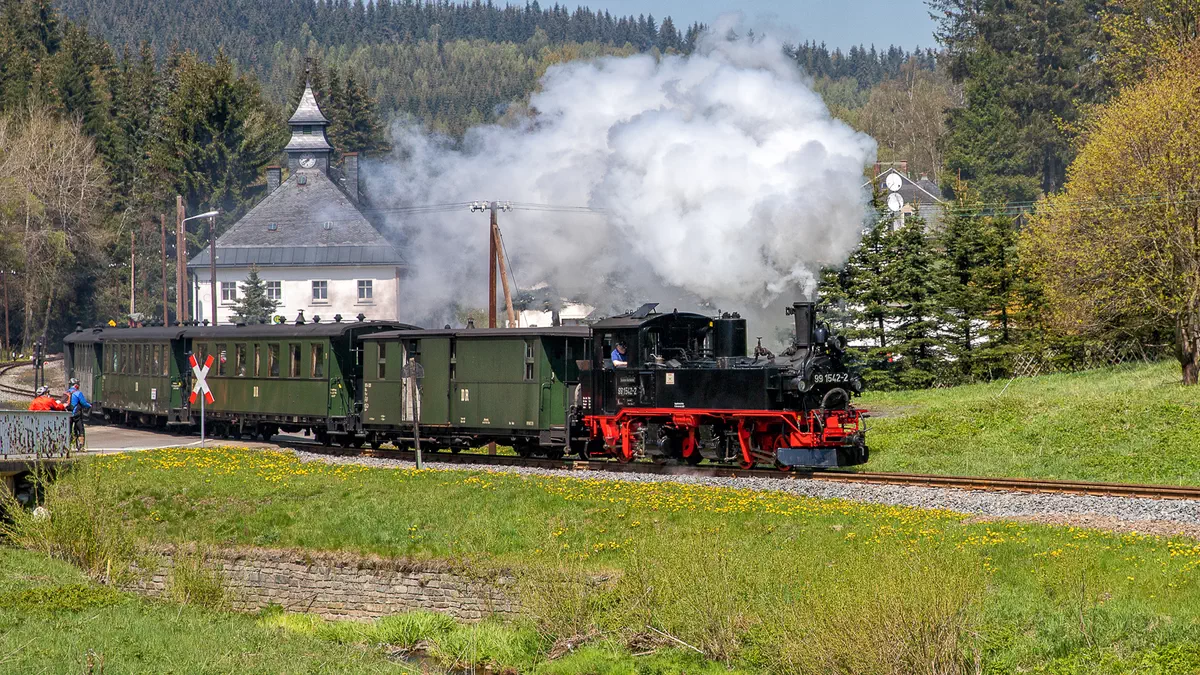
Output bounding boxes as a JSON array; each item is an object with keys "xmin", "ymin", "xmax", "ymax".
[
  {"xmin": 882, "ymin": 211, "xmax": 942, "ymax": 389},
  {"xmin": 230, "ymin": 268, "xmax": 278, "ymax": 324}
]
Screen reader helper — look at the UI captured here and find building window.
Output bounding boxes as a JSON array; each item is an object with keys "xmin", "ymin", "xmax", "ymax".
[
  {"xmin": 266, "ymin": 281, "xmax": 281, "ymax": 302},
  {"xmin": 357, "ymin": 279, "xmax": 373, "ymax": 302},
  {"xmin": 216, "ymin": 344, "xmax": 227, "ymax": 376},
  {"xmin": 289, "ymin": 343, "xmax": 301, "ymax": 378},
  {"xmin": 268, "ymin": 344, "xmax": 280, "ymax": 377},
  {"xmin": 312, "ymin": 344, "xmax": 325, "ymax": 378},
  {"xmin": 221, "ymin": 282, "xmax": 236, "ymax": 303},
  {"xmin": 377, "ymin": 343, "xmax": 386, "ymax": 380},
  {"xmin": 312, "ymin": 280, "xmax": 328, "ymax": 302}
]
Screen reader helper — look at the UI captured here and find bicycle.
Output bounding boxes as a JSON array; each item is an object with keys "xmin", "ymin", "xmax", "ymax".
[{"xmin": 68, "ymin": 415, "xmax": 86, "ymax": 456}]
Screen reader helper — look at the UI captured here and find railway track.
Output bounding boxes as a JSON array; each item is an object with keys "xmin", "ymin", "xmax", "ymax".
[
  {"xmin": 275, "ymin": 439, "xmax": 1200, "ymax": 502},
  {"xmin": 0, "ymin": 356, "xmax": 63, "ymax": 399}
]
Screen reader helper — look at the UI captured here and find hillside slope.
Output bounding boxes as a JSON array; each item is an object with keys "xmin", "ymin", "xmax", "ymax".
[{"xmin": 861, "ymin": 361, "xmax": 1200, "ymax": 485}]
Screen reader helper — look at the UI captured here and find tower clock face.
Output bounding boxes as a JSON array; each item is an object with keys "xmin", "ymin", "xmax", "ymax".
[{"xmin": 298, "ymin": 153, "xmax": 317, "ymax": 168}]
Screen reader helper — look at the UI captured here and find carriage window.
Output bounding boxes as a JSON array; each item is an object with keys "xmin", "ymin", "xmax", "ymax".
[
  {"xmin": 151, "ymin": 345, "xmax": 160, "ymax": 375},
  {"xmin": 377, "ymin": 343, "xmax": 386, "ymax": 379},
  {"xmin": 120, "ymin": 344, "xmax": 129, "ymax": 374},
  {"xmin": 216, "ymin": 344, "xmax": 227, "ymax": 376},
  {"xmin": 133, "ymin": 345, "xmax": 141, "ymax": 374},
  {"xmin": 110, "ymin": 346, "xmax": 118, "ymax": 373},
  {"xmin": 163, "ymin": 345, "xmax": 170, "ymax": 375},
  {"xmin": 524, "ymin": 340, "xmax": 535, "ymax": 380},
  {"xmin": 268, "ymin": 344, "xmax": 279, "ymax": 377},
  {"xmin": 289, "ymin": 343, "xmax": 301, "ymax": 378},
  {"xmin": 235, "ymin": 344, "xmax": 247, "ymax": 376},
  {"xmin": 449, "ymin": 339, "xmax": 456, "ymax": 380},
  {"xmin": 143, "ymin": 345, "xmax": 151, "ymax": 374},
  {"xmin": 254, "ymin": 344, "xmax": 261, "ymax": 377},
  {"xmin": 311, "ymin": 344, "xmax": 325, "ymax": 378}
]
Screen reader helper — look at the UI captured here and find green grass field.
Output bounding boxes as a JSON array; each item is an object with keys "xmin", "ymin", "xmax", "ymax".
[
  {"xmin": 6, "ymin": 448, "xmax": 1200, "ymax": 673},
  {"xmin": 860, "ymin": 360, "xmax": 1200, "ymax": 485}
]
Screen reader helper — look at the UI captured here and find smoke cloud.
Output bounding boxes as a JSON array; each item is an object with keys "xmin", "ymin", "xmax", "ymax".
[{"xmin": 367, "ymin": 16, "xmax": 877, "ymax": 330}]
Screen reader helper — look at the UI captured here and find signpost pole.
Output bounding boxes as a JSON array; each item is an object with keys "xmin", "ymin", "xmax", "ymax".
[{"xmin": 405, "ymin": 356, "xmax": 424, "ymax": 470}]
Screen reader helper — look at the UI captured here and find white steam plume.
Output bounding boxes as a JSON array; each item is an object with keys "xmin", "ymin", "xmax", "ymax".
[{"xmin": 367, "ymin": 17, "xmax": 876, "ymax": 329}]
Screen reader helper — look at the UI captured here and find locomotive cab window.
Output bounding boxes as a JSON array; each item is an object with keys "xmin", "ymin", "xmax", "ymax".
[
  {"xmin": 311, "ymin": 344, "xmax": 325, "ymax": 378},
  {"xmin": 216, "ymin": 344, "xmax": 227, "ymax": 376},
  {"xmin": 268, "ymin": 344, "xmax": 280, "ymax": 377},
  {"xmin": 289, "ymin": 344, "xmax": 301, "ymax": 378}
]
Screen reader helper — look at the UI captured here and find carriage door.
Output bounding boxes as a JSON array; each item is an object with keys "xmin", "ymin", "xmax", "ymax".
[{"xmin": 402, "ymin": 341, "xmax": 421, "ymax": 422}]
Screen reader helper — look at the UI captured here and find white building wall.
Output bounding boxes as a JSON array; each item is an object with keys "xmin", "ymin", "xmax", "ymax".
[{"xmin": 193, "ymin": 265, "xmax": 401, "ymax": 325}]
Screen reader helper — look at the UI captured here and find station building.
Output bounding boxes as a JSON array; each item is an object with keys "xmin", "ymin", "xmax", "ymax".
[{"xmin": 188, "ymin": 83, "xmax": 405, "ymax": 324}]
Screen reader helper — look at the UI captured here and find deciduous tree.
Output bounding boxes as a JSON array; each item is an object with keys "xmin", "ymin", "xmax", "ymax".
[{"xmin": 1023, "ymin": 45, "xmax": 1200, "ymax": 383}]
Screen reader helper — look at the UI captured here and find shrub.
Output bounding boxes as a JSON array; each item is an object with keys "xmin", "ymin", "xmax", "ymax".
[{"xmin": 0, "ymin": 462, "xmax": 139, "ymax": 583}]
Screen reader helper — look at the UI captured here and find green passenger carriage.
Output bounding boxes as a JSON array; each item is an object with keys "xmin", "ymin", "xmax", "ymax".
[
  {"xmin": 359, "ymin": 328, "xmax": 590, "ymax": 454},
  {"xmin": 63, "ymin": 327, "xmax": 190, "ymax": 425}
]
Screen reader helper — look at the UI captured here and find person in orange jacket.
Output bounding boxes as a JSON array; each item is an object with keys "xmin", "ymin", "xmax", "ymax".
[{"xmin": 29, "ymin": 386, "xmax": 66, "ymax": 412}]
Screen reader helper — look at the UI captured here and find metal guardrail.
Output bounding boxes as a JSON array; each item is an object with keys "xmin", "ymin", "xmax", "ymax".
[{"xmin": 0, "ymin": 410, "xmax": 71, "ymax": 458}]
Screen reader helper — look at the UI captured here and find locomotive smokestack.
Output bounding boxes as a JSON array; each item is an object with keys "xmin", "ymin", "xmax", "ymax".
[{"xmin": 791, "ymin": 301, "xmax": 816, "ymax": 348}]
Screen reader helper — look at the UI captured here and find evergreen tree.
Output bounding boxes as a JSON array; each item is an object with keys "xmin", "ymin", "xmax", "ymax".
[
  {"xmin": 882, "ymin": 212, "xmax": 942, "ymax": 388},
  {"xmin": 229, "ymin": 267, "xmax": 278, "ymax": 324}
]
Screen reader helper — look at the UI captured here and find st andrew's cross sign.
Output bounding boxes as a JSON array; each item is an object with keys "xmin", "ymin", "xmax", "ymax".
[{"xmin": 189, "ymin": 353, "xmax": 215, "ymax": 405}]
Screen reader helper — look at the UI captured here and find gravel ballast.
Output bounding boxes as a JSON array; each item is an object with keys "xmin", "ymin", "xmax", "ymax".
[{"xmin": 291, "ymin": 450, "xmax": 1200, "ymax": 539}]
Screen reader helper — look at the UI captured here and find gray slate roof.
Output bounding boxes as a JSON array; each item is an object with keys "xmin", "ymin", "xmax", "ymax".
[
  {"xmin": 284, "ymin": 131, "xmax": 333, "ymax": 152},
  {"xmin": 188, "ymin": 168, "xmax": 404, "ymax": 269},
  {"xmin": 288, "ymin": 84, "xmax": 329, "ymax": 125}
]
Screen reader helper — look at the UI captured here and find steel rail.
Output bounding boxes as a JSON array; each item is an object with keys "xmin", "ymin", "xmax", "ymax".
[
  {"xmin": 273, "ymin": 439, "xmax": 1200, "ymax": 501},
  {"xmin": 0, "ymin": 356, "xmax": 62, "ymax": 398}
]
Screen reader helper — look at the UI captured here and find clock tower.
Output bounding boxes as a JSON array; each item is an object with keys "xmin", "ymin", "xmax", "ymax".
[{"xmin": 284, "ymin": 81, "xmax": 333, "ymax": 175}]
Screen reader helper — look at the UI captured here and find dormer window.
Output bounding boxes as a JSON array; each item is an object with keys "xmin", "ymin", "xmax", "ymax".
[
  {"xmin": 267, "ymin": 223, "xmax": 278, "ymax": 232},
  {"xmin": 303, "ymin": 125, "xmax": 313, "ymax": 135},
  {"xmin": 297, "ymin": 175, "xmax": 308, "ymax": 185},
  {"xmin": 323, "ymin": 221, "xmax": 332, "ymax": 230}
]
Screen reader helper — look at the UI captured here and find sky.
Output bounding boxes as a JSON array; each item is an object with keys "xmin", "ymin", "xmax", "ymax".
[{"xmin": 562, "ymin": 0, "xmax": 940, "ymax": 50}]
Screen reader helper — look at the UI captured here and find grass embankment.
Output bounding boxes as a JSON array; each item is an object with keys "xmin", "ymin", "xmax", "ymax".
[
  {"xmin": 0, "ymin": 548, "xmax": 723, "ymax": 674},
  {"xmin": 862, "ymin": 360, "xmax": 1200, "ymax": 485},
  {"xmin": 8, "ymin": 447, "xmax": 1200, "ymax": 673}
]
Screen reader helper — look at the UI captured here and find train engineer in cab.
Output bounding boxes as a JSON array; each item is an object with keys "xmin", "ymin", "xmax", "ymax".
[{"xmin": 611, "ymin": 341, "xmax": 629, "ymax": 367}]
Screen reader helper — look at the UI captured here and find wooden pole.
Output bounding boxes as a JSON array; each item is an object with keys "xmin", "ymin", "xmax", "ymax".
[
  {"xmin": 1, "ymin": 271, "xmax": 8, "ymax": 359},
  {"xmin": 130, "ymin": 230, "xmax": 136, "ymax": 319},
  {"xmin": 209, "ymin": 216, "xmax": 217, "ymax": 326},
  {"xmin": 488, "ymin": 202, "xmax": 498, "ymax": 328},
  {"xmin": 492, "ymin": 224, "xmax": 516, "ymax": 328},
  {"xmin": 176, "ymin": 196, "xmax": 186, "ymax": 323},
  {"xmin": 160, "ymin": 215, "xmax": 168, "ymax": 325}
]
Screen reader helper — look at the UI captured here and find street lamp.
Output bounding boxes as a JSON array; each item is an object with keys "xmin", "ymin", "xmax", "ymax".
[{"xmin": 183, "ymin": 210, "xmax": 220, "ymax": 325}]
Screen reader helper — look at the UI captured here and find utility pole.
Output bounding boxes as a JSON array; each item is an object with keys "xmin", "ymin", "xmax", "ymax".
[
  {"xmin": 209, "ymin": 214, "xmax": 217, "ymax": 326},
  {"xmin": 471, "ymin": 201, "xmax": 515, "ymax": 328},
  {"xmin": 1, "ymin": 270, "xmax": 8, "ymax": 359},
  {"xmin": 488, "ymin": 202, "xmax": 498, "ymax": 328},
  {"xmin": 492, "ymin": 223, "xmax": 516, "ymax": 327},
  {"xmin": 176, "ymin": 196, "xmax": 186, "ymax": 323},
  {"xmin": 130, "ymin": 230, "xmax": 136, "ymax": 319},
  {"xmin": 160, "ymin": 215, "xmax": 168, "ymax": 325}
]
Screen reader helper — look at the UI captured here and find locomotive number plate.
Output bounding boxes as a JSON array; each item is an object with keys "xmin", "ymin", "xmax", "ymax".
[{"xmin": 813, "ymin": 373, "xmax": 850, "ymax": 383}]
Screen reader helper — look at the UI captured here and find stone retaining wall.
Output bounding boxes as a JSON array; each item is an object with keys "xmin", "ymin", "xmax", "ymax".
[{"xmin": 126, "ymin": 546, "xmax": 520, "ymax": 622}]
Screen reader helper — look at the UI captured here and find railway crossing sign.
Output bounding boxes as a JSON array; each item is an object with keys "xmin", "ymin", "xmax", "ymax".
[{"xmin": 189, "ymin": 353, "xmax": 215, "ymax": 405}]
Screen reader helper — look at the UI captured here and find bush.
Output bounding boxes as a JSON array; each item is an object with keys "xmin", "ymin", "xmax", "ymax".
[
  {"xmin": 0, "ymin": 462, "xmax": 139, "ymax": 583},
  {"xmin": 169, "ymin": 546, "xmax": 227, "ymax": 610}
]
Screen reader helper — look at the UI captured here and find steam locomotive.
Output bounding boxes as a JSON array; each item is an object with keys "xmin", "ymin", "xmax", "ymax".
[
  {"xmin": 63, "ymin": 301, "xmax": 867, "ymax": 469},
  {"xmin": 575, "ymin": 300, "xmax": 867, "ymax": 468}
]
